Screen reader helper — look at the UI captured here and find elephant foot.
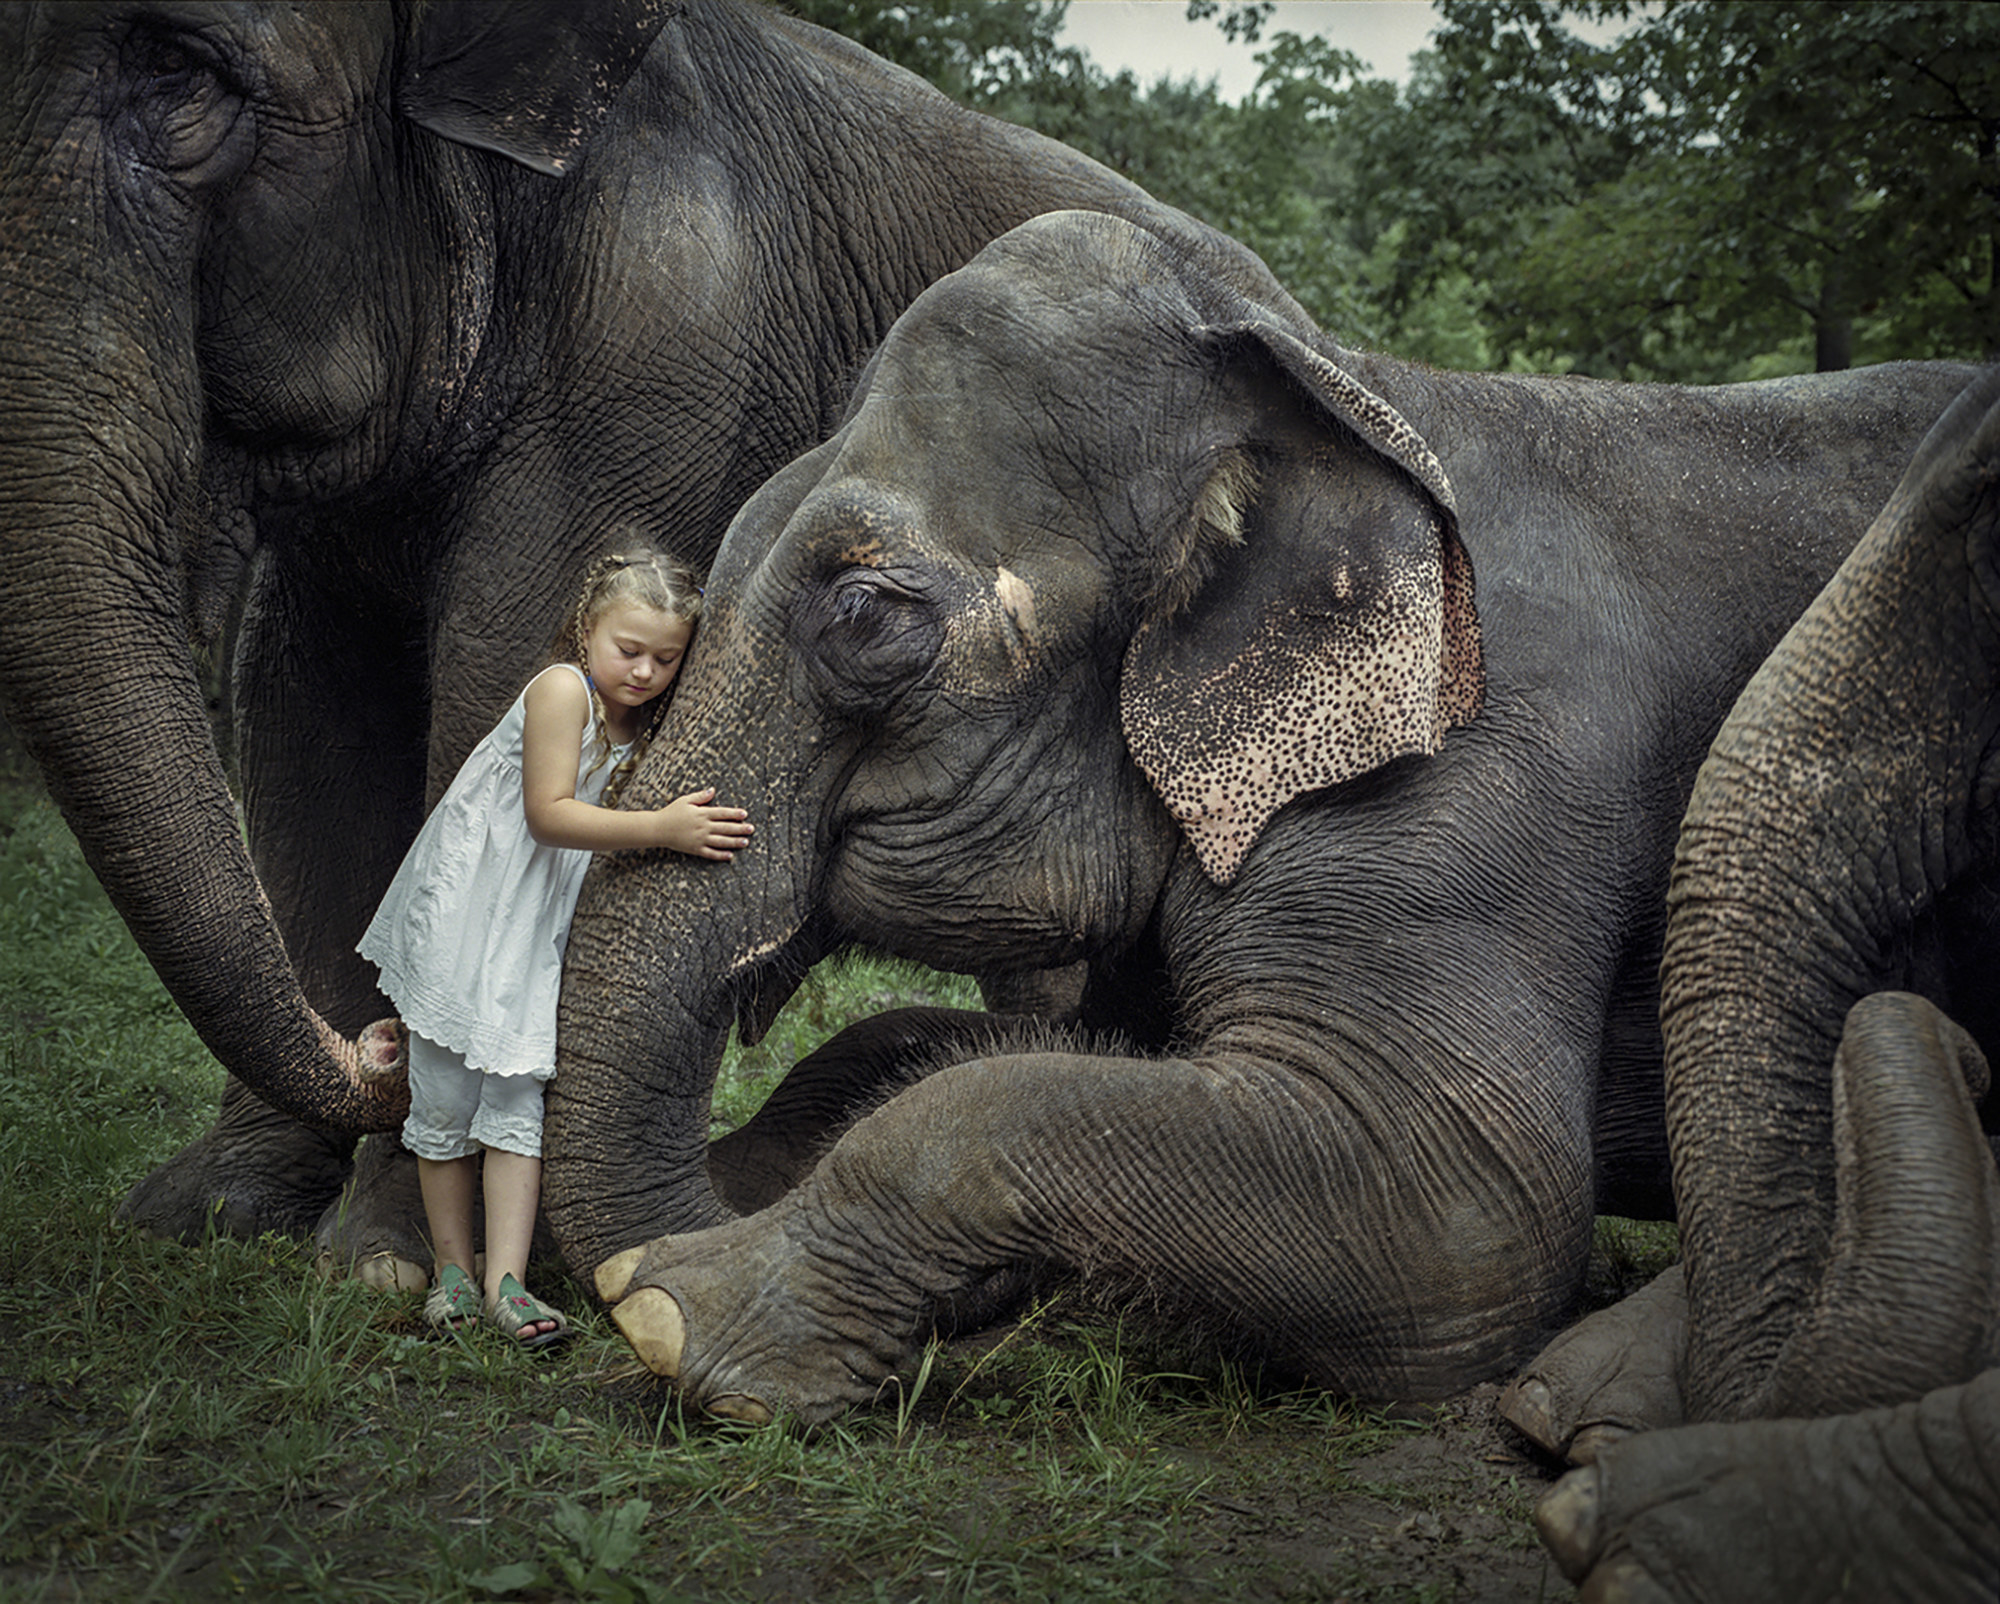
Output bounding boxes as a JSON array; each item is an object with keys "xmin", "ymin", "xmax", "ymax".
[
  {"xmin": 1534, "ymin": 1374, "xmax": 2000, "ymax": 1602},
  {"xmin": 119, "ymin": 1080, "xmax": 356, "ymax": 1242},
  {"xmin": 596, "ymin": 1206, "xmax": 925, "ymax": 1427},
  {"xmin": 1500, "ymin": 1263, "xmax": 1686, "ymax": 1464},
  {"xmin": 312, "ymin": 1134, "xmax": 437, "ymax": 1290}
]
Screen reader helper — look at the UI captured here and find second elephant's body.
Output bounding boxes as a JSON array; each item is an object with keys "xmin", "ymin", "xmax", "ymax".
[{"xmin": 546, "ymin": 212, "xmax": 1981, "ymax": 1418}]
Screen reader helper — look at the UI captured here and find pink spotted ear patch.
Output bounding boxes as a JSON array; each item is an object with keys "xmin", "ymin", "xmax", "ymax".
[{"xmin": 1122, "ymin": 540, "xmax": 1452, "ymax": 886}]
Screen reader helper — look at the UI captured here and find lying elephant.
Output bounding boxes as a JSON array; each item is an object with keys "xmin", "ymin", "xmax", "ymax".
[
  {"xmin": 0, "ymin": 1, "xmax": 1281, "ymax": 1267},
  {"xmin": 537, "ymin": 208, "xmax": 1977, "ymax": 1422},
  {"xmin": 1523, "ymin": 369, "xmax": 2000, "ymax": 1596}
]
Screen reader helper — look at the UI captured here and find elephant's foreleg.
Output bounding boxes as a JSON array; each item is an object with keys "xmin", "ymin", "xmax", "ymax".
[
  {"xmin": 599, "ymin": 1050, "xmax": 1594, "ymax": 1425},
  {"xmin": 120, "ymin": 1074, "xmax": 356, "ymax": 1241},
  {"xmin": 1500, "ymin": 1263, "xmax": 1687, "ymax": 1464},
  {"xmin": 1536, "ymin": 1367, "xmax": 2000, "ymax": 1603}
]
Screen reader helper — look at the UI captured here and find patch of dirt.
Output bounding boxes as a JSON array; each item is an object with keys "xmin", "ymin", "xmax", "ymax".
[{"xmin": 1155, "ymin": 1382, "xmax": 1563, "ymax": 1601}]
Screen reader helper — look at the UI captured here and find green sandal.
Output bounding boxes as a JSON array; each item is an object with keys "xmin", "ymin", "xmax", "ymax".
[
  {"xmin": 487, "ymin": 1274, "xmax": 572, "ymax": 1351},
  {"xmin": 424, "ymin": 1263, "xmax": 480, "ymax": 1335}
]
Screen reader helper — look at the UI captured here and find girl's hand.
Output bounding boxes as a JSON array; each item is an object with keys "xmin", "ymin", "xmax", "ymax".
[{"xmin": 654, "ymin": 787, "xmax": 754, "ymax": 861}]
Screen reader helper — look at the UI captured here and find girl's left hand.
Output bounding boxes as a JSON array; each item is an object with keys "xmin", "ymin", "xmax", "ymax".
[{"xmin": 653, "ymin": 787, "xmax": 754, "ymax": 860}]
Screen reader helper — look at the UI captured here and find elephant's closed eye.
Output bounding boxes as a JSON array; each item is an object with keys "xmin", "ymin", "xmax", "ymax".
[
  {"xmin": 118, "ymin": 28, "xmax": 245, "ymax": 175},
  {"xmin": 804, "ymin": 572, "xmax": 943, "ymax": 719}
]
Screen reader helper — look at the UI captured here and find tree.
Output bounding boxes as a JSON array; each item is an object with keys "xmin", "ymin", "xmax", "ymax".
[{"xmin": 1433, "ymin": 1, "xmax": 2000, "ymax": 376}]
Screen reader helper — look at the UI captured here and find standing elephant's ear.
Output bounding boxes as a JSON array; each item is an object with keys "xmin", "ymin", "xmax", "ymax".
[
  {"xmin": 1120, "ymin": 321, "xmax": 1484, "ymax": 885},
  {"xmin": 400, "ymin": 0, "xmax": 675, "ymax": 176}
]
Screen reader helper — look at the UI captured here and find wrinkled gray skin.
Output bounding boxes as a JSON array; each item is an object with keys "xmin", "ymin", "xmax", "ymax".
[
  {"xmin": 0, "ymin": 0, "xmax": 1241, "ymax": 1276},
  {"xmin": 1526, "ymin": 370, "xmax": 2000, "ymax": 1601},
  {"xmin": 541, "ymin": 208, "xmax": 1978, "ymax": 1424}
]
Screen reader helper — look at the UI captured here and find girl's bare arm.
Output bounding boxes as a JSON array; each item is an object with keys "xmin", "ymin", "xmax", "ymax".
[{"xmin": 520, "ymin": 670, "xmax": 753, "ymax": 859}]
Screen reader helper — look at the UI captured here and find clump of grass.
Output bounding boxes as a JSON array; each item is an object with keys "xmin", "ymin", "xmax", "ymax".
[
  {"xmin": 0, "ymin": 754, "xmax": 1556, "ymax": 1603},
  {"xmin": 710, "ymin": 953, "xmax": 983, "ymax": 1135},
  {"xmin": 1586, "ymin": 1215, "xmax": 1681, "ymax": 1308}
]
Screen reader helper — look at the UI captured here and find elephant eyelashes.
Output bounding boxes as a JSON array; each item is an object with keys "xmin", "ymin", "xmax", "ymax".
[
  {"xmin": 806, "ymin": 572, "xmax": 943, "ymax": 718},
  {"xmin": 119, "ymin": 30, "xmax": 242, "ymax": 172}
]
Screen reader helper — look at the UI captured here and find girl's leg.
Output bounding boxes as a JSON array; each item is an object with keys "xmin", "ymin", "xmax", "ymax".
[
  {"xmin": 416, "ymin": 1154, "xmax": 479, "ymax": 1280},
  {"xmin": 402, "ymin": 1033, "xmax": 483, "ymax": 1283},
  {"xmin": 471, "ymin": 1074, "xmax": 563, "ymax": 1342},
  {"xmin": 481, "ymin": 1148, "xmax": 557, "ymax": 1336}
]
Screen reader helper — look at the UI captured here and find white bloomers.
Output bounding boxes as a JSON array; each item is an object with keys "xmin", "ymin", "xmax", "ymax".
[{"xmin": 401, "ymin": 1031, "xmax": 548, "ymax": 1160}]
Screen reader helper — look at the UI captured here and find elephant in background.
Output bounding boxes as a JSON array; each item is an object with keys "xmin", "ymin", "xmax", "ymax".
[
  {"xmin": 532, "ymin": 208, "xmax": 1977, "ymax": 1423},
  {"xmin": 0, "ymin": 1, "xmax": 1283, "ymax": 1275},
  {"xmin": 1523, "ymin": 368, "xmax": 2000, "ymax": 1599}
]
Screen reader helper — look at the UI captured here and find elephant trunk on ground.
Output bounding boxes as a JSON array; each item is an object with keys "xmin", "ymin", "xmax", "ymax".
[
  {"xmin": 1758, "ymin": 994, "xmax": 2000, "ymax": 1419},
  {"xmin": 542, "ymin": 609, "xmax": 821, "ymax": 1273},
  {"xmin": 0, "ymin": 152, "xmax": 399, "ymax": 1133},
  {"xmin": 1663, "ymin": 384, "xmax": 2000, "ymax": 1421}
]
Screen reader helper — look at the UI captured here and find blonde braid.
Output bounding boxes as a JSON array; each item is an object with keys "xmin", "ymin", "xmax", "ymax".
[
  {"xmin": 560, "ymin": 546, "xmax": 705, "ymax": 807},
  {"xmin": 565, "ymin": 553, "xmax": 628, "ymax": 783}
]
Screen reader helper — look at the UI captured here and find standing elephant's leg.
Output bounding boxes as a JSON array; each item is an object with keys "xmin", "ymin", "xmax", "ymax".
[
  {"xmin": 600, "ymin": 1050, "xmax": 1592, "ymax": 1425},
  {"xmin": 121, "ymin": 558, "xmax": 428, "ymax": 1246}
]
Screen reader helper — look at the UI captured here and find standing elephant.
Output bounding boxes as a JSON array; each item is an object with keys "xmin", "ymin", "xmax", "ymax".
[
  {"xmin": 1529, "ymin": 370, "xmax": 2000, "ymax": 1597},
  {"xmin": 0, "ymin": 1, "xmax": 1275, "ymax": 1271},
  {"xmin": 537, "ymin": 209, "xmax": 1977, "ymax": 1422}
]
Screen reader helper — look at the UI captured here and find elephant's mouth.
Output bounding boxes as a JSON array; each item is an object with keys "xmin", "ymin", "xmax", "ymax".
[{"xmin": 728, "ymin": 917, "xmax": 829, "ymax": 1047}]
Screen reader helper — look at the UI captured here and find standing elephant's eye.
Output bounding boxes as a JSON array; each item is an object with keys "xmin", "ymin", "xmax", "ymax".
[{"xmin": 118, "ymin": 30, "xmax": 245, "ymax": 178}]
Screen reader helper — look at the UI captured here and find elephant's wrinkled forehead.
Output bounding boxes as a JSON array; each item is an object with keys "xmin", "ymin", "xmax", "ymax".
[{"xmin": 868, "ymin": 220, "xmax": 1163, "ymax": 405}]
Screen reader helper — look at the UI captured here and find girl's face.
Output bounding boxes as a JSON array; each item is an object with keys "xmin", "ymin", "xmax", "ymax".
[{"xmin": 584, "ymin": 601, "xmax": 692, "ymax": 712}]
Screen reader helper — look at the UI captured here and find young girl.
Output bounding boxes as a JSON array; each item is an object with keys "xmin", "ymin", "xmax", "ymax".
[{"xmin": 358, "ymin": 548, "xmax": 752, "ymax": 1347}]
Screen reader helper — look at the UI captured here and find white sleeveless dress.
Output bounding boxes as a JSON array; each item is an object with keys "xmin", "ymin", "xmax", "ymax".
[{"xmin": 358, "ymin": 663, "xmax": 627, "ymax": 1078}]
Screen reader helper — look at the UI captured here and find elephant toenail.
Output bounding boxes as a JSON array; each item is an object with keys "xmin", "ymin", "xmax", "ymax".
[
  {"xmin": 1533, "ymin": 1466, "xmax": 1604, "ymax": 1580},
  {"xmin": 706, "ymin": 1392, "xmax": 773, "ymax": 1426},
  {"xmin": 609, "ymin": 1285, "xmax": 687, "ymax": 1379}
]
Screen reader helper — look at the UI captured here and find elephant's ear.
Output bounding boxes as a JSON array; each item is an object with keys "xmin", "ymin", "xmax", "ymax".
[
  {"xmin": 1120, "ymin": 321, "xmax": 1484, "ymax": 886},
  {"xmin": 400, "ymin": 0, "xmax": 674, "ymax": 176}
]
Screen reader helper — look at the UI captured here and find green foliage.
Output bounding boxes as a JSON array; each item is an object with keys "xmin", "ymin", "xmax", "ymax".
[
  {"xmin": 1430, "ymin": 0, "xmax": 2000, "ymax": 377},
  {"xmin": 781, "ymin": 0, "xmax": 1081, "ymax": 104}
]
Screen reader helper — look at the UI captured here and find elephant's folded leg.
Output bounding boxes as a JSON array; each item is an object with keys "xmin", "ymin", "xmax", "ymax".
[
  {"xmin": 705, "ymin": 1007, "xmax": 1049, "ymax": 1214},
  {"xmin": 119, "ymin": 1075, "xmax": 357, "ymax": 1242},
  {"xmin": 1500, "ymin": 1263, "xmax": 1687, "ymax": 1463},
  {"xmin": 599, "ymin": 1047, "xmax": 1593, "ymax": 1423},
  {"xmin": 1536, "ymin": 1368, "xmax": 2000, "ymax": 1603}
]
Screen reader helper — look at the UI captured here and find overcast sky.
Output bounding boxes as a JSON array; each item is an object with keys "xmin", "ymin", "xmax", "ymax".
[{"xmin": 1058, "ymin": 1, "xmax": 1444, "ymax": 99}]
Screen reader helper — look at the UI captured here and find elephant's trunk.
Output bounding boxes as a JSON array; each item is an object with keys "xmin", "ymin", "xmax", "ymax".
[
  {"xmin": 1762, "ymin": 993, "xmax": 2000, "ymax": 1418},
  {"xmin": 1663, "ymin": 378, "xmax": 2000, "ymax": 1421},
  {"xmin": 542, "ymin": 596, "xmax": 822, "ymax": 1272},
  {"xmin": 0, "ymin": 134, "xmax": 401, "ymax": 1132}
]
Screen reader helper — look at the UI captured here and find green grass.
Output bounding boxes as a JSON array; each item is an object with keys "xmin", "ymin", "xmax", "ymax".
[{"xmin": 0, "ymin": 758, "xmax": 1622, "ymax": 1602}]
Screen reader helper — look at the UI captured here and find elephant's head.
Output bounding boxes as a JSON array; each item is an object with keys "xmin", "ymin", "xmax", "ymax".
[
  {"xmin": 0, "ymin": 1, "xmax": 667, "ymax": 1127},
  {"xmin": 1662, "ymin": 366, "xmax": 2000, "ymax": 1422},
  {"xmin": 543, "ymin": 208, "xmax": 1483, "ymax": 1268}
]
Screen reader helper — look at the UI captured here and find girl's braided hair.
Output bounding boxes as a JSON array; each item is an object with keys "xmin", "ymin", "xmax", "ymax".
[{"xmin": 561, "ymin": 545, "xmax": 704, "ymax": 807}]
